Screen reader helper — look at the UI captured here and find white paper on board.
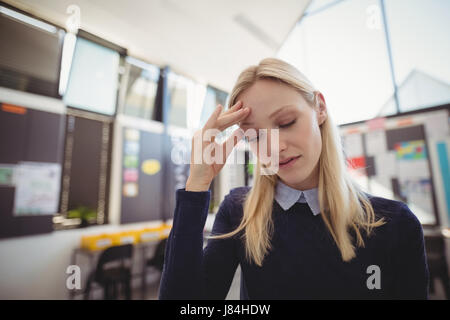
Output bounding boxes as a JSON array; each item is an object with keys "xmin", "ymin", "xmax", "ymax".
[
  {"xmin": 366, "ymin": 130, "xmax": 387, "ymax": 156},
  {"xmin": 13, "ymin": 162, "xmax": 61, "ymax": 216},
  {"xmin": 397, "ymin": 159, "xmax": 429, "ymax": 179},
  {"xmin": 424, "ymin": 111, "xmax": 449, "ymax": 139},
  {"xmin": 343, "ymin": 134, "xmax": 364, "ymax": 158},
  {"xmin": 374, "ymin": 152, "xmax": 397, "ymax": 177}
]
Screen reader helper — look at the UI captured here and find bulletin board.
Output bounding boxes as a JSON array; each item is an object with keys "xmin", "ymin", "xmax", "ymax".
[
  {"xmin": 340, "ymin": 105, "xmax": 450, "ymax": 227},
  {"xmin": 0, "ymin": 102, "xmax": 65, "ymax": 238},
  {"xmin": 120, "ymin": 127, "xmax": 164, "ymax": 223},
  {"xmin": 118, "ymin": 124, "xmax": 191, "ymax": 223}
]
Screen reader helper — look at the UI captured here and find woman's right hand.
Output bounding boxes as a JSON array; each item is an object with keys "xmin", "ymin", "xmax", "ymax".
[{"xmin": 185, "ymin": 101, "xmax": 250, "ymax": 191}]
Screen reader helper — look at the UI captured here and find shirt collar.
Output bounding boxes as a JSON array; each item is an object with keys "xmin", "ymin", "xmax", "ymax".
[{"xmin": 274, "ymin": 180, "xmax": 321, "ymax": 215}]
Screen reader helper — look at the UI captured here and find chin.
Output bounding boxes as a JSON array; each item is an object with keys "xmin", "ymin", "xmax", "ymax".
[{"xmin": 278, "ymin": 174, "xmax": 302, "ymax": 184}]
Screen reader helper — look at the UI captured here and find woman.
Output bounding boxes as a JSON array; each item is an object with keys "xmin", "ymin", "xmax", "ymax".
[{"xmin": 159, "ymin": 58, "xmax": 429, "ymax": 299}]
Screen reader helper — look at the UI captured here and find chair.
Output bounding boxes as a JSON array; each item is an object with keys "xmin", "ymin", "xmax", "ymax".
[
  {"xmin": 84, "ymin": 244, "xmax": 133, "ymax": 300},
  {"xmin": 147, "ymin": 238, "xmax": 168, "ymax": 271},
  {"xmin": 141, "ymin": 238, "xmax": 167, "ymax": 298},
  {"xmin": 424, "ymin": 234, "xmax": 450, "ymax": 299}
]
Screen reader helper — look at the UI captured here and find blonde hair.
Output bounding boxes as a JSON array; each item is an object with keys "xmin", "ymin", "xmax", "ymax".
[{"xmin": 208, "ymin": 57, "xmax": 385, "ymax": 266}]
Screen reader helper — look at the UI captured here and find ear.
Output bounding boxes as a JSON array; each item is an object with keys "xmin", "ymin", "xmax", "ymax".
[{"xmin": 315, "ymin": 91, "xmax": 327, "ymax": 126}]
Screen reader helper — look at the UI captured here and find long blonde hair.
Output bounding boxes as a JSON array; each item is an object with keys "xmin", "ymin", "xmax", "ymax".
[{"xmin": 209, "ymin": 57, "xmax": 385, "ymax": 266}]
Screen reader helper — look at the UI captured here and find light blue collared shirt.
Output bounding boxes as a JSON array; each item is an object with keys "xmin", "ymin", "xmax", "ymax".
[{"xmin": 274, "ymin": 180, "xmax": 321, "ymax": 215}]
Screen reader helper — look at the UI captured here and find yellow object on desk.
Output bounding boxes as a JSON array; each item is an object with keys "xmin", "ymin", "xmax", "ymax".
[
  {"xmin": 81, "ymin": 234, "xmax": 114, "ymax": 251},
  {"xmin": 160, "ymin": 224, "xmax": 172, "ymax": 238},
  {"xmin": 111, "ymin": 230, "xmax": 140, "ymax": 245},
  {"xmin": 80, "ymin": 225, "xmax": 172, "ymax": 251},
  {"xmin": 139, "ymin": 226, "xmax": 163, "ymax": 242}
]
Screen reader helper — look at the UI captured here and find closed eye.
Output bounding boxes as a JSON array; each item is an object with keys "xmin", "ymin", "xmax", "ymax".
[
  {"xmin": 279, "ymin": 120, "xmax": 296, "ymax": 128},
  {"xmin": 246, "ymin": 120, "xmax": 296, "ymax": 143},
  {"xmin": 245, "ymin": 119, "xmax": 297, "ymax": 142}
]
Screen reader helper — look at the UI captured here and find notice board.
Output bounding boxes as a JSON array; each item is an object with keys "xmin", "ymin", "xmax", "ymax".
[
  {"xmin": 120, "ymin": 126, "xmax": 164, "ymax": 223},
  {"xmin": 340, "ymin": 105, "xmax": 450, "ymax": 227},
  {"xmin": 0, "ymin": 102, "xmax": 65, "ymax": 238}
]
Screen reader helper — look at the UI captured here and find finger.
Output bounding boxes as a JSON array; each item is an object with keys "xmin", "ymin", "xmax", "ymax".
[
  {"xmin": 217, "ymin": 107, "xmax": 250, "ymax": 131},
  {"xmin": 203, "ymin": 104, "xmax": 223, "ymax": 130},
  {"xmin": 222, "ymin": 100, "xmax": 243, "ymax": 116},
  {"xmin": 221, "ymin": 128, "xmax": 245, "ymax": 163}
]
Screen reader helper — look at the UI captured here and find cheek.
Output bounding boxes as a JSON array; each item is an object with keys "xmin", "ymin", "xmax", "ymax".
[
  {"xmin": 308, "ymin": 127, "xmax": 323, "ymax": 158},
  {"xmin": 298, "ymin": 123, "xmax": 322, "ymax": 156}
]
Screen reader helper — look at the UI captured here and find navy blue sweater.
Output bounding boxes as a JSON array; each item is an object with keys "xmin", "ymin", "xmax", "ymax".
[{"xmin": 158, "ymin": 186, "xmax": 429, "ymax": 299}]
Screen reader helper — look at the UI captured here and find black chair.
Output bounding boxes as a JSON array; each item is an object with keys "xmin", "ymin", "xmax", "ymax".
[
  {"xmin": 141, "ymin": 238, "xmax": 167, "ymax": 298},
  {"xmin": 147, "ymin": 238, "xmax": 168, "ymax": 271},
  {"xmin": 424, "ymin": 234, "xmax": 450, "ymax": 299},
  {"xmin": 84, "ymin": 244, "xmax": 133, "ymax": 300}
]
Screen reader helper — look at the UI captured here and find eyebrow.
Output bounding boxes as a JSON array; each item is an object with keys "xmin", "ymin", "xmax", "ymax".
[{"xmin": 240, "ymin": 104, "xmax": 296, "ymax": 126}]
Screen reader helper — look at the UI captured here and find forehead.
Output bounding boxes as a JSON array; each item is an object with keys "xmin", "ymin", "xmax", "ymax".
[
  {"xmin": 237, "ymin": 79, "xmax": 307, "ymax": 127},
  {"xmin": 237, "ymin": 79, "xmax": 301, "ymax": 106}
]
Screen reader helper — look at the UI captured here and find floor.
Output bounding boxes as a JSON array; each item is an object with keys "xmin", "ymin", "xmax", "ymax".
[{"xmin": 140, "ymin": 268, "xmax": 448, "ymax": 300}]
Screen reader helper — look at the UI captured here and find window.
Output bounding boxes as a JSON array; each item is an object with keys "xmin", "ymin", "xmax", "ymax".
[
  {"xmin": 278, "ymin": 0, "xmax": 450, "ymax": 122},
  {"xmin": 167, "ymin": 72, "xmax": 191, "ymax": 128},
  {"xmin": 278, "ymin": 0, "xmax": 394, "ymax": 125},
  {"xmin": 63, "ymin": 37, "xmax": 120, "ymax": 115},
  {"xmin": 381, "ymin": 0, "xmax": 450, "ymax": 115},
  {"xmin": 199, "ymin": 85, "xmax": 228, "ymax": 128},
  {"xmin": 121, "ymin": 57, "xmax": 160, "ymax": 120}
]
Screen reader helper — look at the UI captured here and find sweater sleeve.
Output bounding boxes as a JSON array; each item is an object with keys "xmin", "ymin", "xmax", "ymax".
[
  {"xmin": 158, "ymin": 188, "xmax": 240, "ymax": 300},
  {"xmin": 391, "ymin": 203, "xmax": 430, "ymax": 299}
]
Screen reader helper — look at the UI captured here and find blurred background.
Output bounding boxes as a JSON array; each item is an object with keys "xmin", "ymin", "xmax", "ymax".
[{"xmin": 0, "ymin": 0, "xmax": 449, "ymax": 300}]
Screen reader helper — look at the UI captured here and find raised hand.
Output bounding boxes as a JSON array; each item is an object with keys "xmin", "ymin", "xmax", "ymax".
[{"xmin": 185, "ymin": 101, "xmax": 250, "ymax": 191}]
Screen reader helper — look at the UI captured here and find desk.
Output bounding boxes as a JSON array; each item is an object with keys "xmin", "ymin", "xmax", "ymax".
[
  {"xmin": 423, "ymin": 226, "xmax": 450, "ymax": 238},
  {"xmin": 69, "ymin": 241, "xmax": 159, "ymax": 300}
]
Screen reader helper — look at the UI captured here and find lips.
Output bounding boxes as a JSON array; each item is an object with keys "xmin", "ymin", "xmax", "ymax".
[{"xmin": 280, "ymin": 156, "xmax": 300, "ymax": 165}]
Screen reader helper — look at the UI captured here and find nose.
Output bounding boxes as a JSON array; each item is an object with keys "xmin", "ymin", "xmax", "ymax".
[
  {"xmin": 263, "ymin": 128, "xmax": 286, "ymax": 158},
  {"xmin": 250, "ymin": 128, "xmax": 286, "ymax": 157},
  {"xmin": 277, "ymin": 130, "xmax": 288, "ymax": 154}
]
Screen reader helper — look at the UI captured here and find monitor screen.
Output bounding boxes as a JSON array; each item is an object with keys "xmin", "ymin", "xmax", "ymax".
[
  {"xmin": 122, "ymin": 58, "xmax": 160, "ymax": 120},
  {"xmin": 0, "ymin": 6, "xmax": 64, "ymax": 97},
  {"xmin": 167, "ymin": 72, "xmax": 190, "ymax": 128},
  {"xmin": 63, "ymin": 37, "xmax": 120, "ymax": 115}
]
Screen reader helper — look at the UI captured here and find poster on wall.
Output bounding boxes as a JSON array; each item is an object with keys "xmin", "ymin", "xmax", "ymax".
[
  {"xmin": 13, "ymin": 162, "xmax": 61, "ymax": 215},
  {"xmin": 342, "ymin": 122, "xmax": 442, "ymax": 225},
  {"xmin": 388, "ymin": 131, "xmax": 437, "ymax": 225}
]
